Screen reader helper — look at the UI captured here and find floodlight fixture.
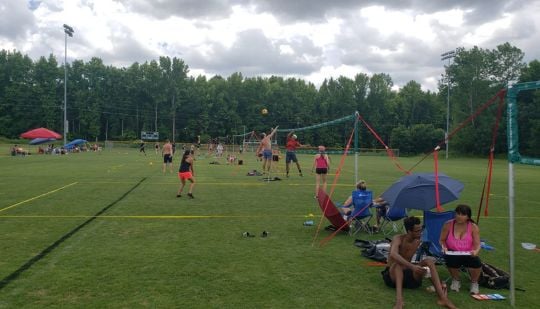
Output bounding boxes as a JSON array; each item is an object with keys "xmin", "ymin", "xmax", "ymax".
[{"xmin": 441, "ymin": 49, "xmax": 456, "ymax": 160}]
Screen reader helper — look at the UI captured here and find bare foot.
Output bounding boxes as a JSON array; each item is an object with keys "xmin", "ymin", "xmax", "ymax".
[
  {"xmin": 393, "ymin": 299, "xmax": 404, "ymax": 309},
  {"xmin": 441, "ymin": 282, "xmax": 448, "ymax": 297},
  {"xmin": 437, "ymin": 298, "xmax": 458, "ymax": 309}
]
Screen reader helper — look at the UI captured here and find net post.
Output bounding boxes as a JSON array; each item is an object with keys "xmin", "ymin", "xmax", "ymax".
[{"xmin": 354, "ymin": 111, "xmax": 359, "ymax": 184}]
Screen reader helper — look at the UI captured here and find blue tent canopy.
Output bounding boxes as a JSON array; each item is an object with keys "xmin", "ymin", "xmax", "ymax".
[
  {"xmin": 29, "ymin": 138, "xmax": 56, "ymax": 145},
  {"xmin": 64, "ymin": 139, "xmax": 87, "ymax": 149}
]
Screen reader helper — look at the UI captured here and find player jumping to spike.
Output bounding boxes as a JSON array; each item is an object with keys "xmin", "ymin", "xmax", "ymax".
[{"xmin": 256, "ymin": 126, "xmax": 279, "ymax": 175}]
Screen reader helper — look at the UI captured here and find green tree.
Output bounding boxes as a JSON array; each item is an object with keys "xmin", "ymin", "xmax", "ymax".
[
  {"xmin": 0, "ymin": 51, "xmax": 36, "ymax": 137},
  {"xmin": 517, "ymin": 60, "xmax": 540, "ymax": 156},
  {"xmin": 364, "ymin": 73, "xmax": 396, "ymax": 148},
  {"xmin": 445, "ymin": 43, "xmax": 525, "ymax": 154}
]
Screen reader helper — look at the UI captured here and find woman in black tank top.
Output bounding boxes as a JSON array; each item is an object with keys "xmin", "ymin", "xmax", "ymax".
[{"xmin": 176, "ymin": 150, "xmax": 195, "ymax": 198}]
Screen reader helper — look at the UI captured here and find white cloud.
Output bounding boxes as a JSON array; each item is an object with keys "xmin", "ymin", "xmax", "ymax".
[
  {"xmin": 462, "ymin": 14, "xmax": 513, "ymax": 45},
  {"xmin": 0, "ymin": 0, "xmax": 538, "ymax": 92}
]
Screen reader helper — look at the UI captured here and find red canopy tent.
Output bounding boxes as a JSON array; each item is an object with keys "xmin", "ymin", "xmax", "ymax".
[{"xmin": 20, "ymin": 128, "xmax": 62, "ymax": 139}]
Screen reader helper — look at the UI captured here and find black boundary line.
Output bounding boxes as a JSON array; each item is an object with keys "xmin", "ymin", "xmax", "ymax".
[{"xmin": 0, "ymin": 177, "xmax": 147, "ymax": 290}]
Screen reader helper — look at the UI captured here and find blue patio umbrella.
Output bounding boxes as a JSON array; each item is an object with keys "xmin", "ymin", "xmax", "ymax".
[
  {"xmin": 64, "ymin": 139, "xmax": 87, "ymax": 149},
  {"xmin": 29, "ymin": 137, "xmax": 56, "ymax": 145},
  {"xmin": 381, "ymin": 172, "xmax": 464, "ymax": 210}
]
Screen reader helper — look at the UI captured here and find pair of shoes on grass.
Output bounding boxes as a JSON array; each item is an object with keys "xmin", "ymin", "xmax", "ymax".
[
  {"xmin": 243, "ymin": 231, "xmax": 269, "ymax": 237},
  {"xmin": 450, "ymin": 279, "xmax": 479, "ymax": 294},
  {"xmin": 176, "ymin": 193, "xmax": 194, "ymax": 198}
]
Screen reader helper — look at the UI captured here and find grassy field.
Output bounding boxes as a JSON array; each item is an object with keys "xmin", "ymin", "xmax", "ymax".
[{"xmin": 0, "ymin": 144, "xmax": 539, "ymax": 308}]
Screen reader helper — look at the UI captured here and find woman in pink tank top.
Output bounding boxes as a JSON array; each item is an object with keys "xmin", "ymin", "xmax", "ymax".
[
  {"xmin": 312, "ymin": 145, "xmax": 330, "ymax": 198},
  {"xmin": 439, "ymin": 204, "xmax": 482, "ymax": 294}
]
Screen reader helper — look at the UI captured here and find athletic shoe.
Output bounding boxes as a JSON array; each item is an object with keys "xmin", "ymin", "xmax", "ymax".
[
  {"xmin": 176, "ymin": 194, "xmax": 181, "ymax": 198},
  {"xmin": 470, "ymin": 282, "xmax": 479, "ymax": 295},
  {"xmin": 188, "ymin": 193, "xmax": 194, "ymax": 199},
  {"xmin": 450, "ymin": 279, "xmax": 460, "ymax": 292}
]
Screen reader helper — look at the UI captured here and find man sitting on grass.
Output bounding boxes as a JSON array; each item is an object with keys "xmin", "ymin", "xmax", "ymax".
[{"xmin": 382, "ymin": 216, "xmax": 457, "ymax": 309}]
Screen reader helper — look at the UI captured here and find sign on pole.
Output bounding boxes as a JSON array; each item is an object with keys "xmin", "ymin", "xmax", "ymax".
[{"xmin": 141, "ymin": 131, "xmax": 159, "ymax": 140}]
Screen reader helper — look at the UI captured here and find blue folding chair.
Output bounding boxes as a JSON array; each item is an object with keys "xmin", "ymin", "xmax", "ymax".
[
  {"xmin": 379, "ymin": 206, "xmax": 408, "ymax": 235},
  {"xmin": 348, "ymin": 190, "xmax": 373, "ymax": 235},
  {"xmin": 417, "ymin": 210, "xmax": 455, "ymax": 262}
]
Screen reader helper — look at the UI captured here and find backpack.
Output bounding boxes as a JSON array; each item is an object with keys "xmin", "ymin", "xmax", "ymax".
[
  {"xmin": 359, "ymin": 239, "xmax": 391, "ymax": 263},
  {"xmin": 479, "ymin": 262, "xmax": 510, "ymax": 289}
]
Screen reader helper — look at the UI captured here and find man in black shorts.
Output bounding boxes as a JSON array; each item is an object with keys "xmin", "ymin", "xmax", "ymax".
[
  {"xmin": 285, "ymin": 131, "xmax": 304, "ymax": 177},
  {"xmin": 383, "ymin": 216, "xmax": 456, "ymax": 309},
  {"xmin": 162, "ymin": 139, "xmax": 173, "ymax": 173}
]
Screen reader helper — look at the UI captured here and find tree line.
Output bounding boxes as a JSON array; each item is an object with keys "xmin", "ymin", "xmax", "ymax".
[{"xmin": 1, "ymin": 42, "xmax": 539, "ymax": 156}]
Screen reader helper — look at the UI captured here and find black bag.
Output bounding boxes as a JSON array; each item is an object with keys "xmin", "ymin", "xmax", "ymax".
[
  {"xmin": 479, "ymin": 262, "xmax": 510, "ymax": 289},
  {"xmin": 360, "ymin": 240, "xmax": 391, "ymax": 263}
]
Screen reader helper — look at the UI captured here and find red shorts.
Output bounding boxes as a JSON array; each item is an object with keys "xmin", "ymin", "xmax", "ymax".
[{"xmin": 178, "ymin": 171, "xmax": 192, "ymax": 180}]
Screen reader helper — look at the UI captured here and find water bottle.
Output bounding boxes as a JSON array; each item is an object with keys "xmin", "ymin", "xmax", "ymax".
[{"xmin": 303, "ymin": 220, "xmax": 314, "ymax": 226}]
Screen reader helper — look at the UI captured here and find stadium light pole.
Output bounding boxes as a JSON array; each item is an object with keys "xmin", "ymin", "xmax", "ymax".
[
  {"xmin": 441, "ymin": 49, "xmax": 456, "ymax": 160},
  {"xmin": 63, "ymin": 24, "xmax": 74, "ymax": 146}
]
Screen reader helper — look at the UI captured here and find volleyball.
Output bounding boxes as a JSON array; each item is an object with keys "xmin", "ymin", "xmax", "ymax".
[{"xmin": 261, "ymin": 108, "xmax": 268, "ymax": 115}]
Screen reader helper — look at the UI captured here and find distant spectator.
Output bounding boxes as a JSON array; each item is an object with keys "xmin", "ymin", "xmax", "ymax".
[
  {"xmin": 216, "ymin": 143, "xmax": 224, "ymax": 157},
  {"xmin": 139, "ymin": 141, "xmax": 146, "ymax": 156}
]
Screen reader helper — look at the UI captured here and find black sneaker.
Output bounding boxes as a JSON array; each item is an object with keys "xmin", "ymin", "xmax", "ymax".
[
  {"xmin": 188, "ymin": 193, "xmax": 194, "ymax": 199},
  {"xmin": 176, "ymin": 194, "xmax": 182, "ymax": 198},
  {"xmin": 242, "ymin": 232, "xmax": 255, "ymax": 238}
]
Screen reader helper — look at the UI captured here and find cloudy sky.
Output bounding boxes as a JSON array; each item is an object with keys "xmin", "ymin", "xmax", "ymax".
[{"xmin": 1, "ymin": 0, "xmax": 539, "ymax": 91}]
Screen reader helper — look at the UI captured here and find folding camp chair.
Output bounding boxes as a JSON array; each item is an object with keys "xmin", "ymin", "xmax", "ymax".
[
  {"xmin": 379, "ymin": 206, "xmax": 408, "ymax": 235},
  {"xmin": 416, "ymin": 210, "xmax": 455, "ymax": 263},
  {"xmin": 347, "ymin": 190, "xmax": 373, "ymax": 235},
  {"xmin": 317, "ymin": 189, "xmax": 350, "ymax": 232}
]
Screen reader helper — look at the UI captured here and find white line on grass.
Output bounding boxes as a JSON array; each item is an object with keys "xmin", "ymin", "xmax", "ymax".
[{"xmin": 77, "ymin": 181, "xmax": 352, "ymax": 187}]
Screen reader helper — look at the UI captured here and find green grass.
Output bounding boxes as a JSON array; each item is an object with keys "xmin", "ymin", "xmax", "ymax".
[{"xmin": 0, "ymin": 145, "xmax": 539, "ymax": 308}]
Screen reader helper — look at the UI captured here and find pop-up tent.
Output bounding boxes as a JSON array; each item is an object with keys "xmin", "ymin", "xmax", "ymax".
[
  {"xmin": 20, "ymin": 128, "xmax": 62, "ymax": 139},
  {"xmin": 64, "ymin": 139, "xmax": 87, "ymax": 149},
  {"xmin": 29, "ymin": 138, "xmax": 56, "ymax": 145}
]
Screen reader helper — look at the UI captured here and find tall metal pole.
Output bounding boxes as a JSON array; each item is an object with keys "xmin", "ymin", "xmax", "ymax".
[
  {"xmin": 445, "ymin": 71, "xmax": 450, "ymax": 159},
  {"xmin": 63, "ymin": 24, "xmax": 74, "ymax": 146},
  {"xmin": 354, "ymin": 111, "xmax": 359, "ymax": 184},
  {"xmin": 171, "ymin": 94, "xmax": 176, "ymax": 143},
  {"xmin": 441, "ymin": 50, "xmax": 455, "ymax": 159},
  {"xmin": 508, "ymin": 162, "xmax": 515, "ymax": 306},
  {"xmin": 64, "ymin": 31, "xmax": 68, "ymax": 146}
]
